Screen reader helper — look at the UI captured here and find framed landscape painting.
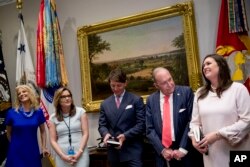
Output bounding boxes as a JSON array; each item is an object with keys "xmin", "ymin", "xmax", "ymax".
[{"xmin": 77, "ymin": 1, "xmax": 202, "ymax": 112}]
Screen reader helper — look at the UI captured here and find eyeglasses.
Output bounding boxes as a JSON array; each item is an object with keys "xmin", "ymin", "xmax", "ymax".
[{"xmin": 60, "ymin": 95, "xmax": 72, "ymax": 99}]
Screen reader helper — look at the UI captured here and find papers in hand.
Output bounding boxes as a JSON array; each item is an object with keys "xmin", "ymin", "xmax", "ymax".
[
  {"xmin": 193, "ymin": 126, "xmax": 204, "ymax": 142},
  {"xmin": 107, "ymin": 138, "xmax": 120, "ymax": 146}
]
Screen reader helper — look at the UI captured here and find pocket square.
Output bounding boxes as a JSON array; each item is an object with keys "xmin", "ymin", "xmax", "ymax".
[
  {"xmin": 179, "ymin": 108, "xmax": 186, "ymax": 113},
  {"xmin": 125, "ymin": 105, "xmax": 133, "ymax": 109}
]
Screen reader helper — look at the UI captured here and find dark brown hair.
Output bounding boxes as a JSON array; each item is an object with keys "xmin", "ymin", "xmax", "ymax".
[
  {"xmin": 53, "ymin": 87, "xmax": 76, "ymax": 121},
  {"xmin": 108, "ymin": 68, "xmax": 127, "ymax": 83},
  {"xmin": 198, "ymin": 54, "xmax": 233, "ymax": 100}
]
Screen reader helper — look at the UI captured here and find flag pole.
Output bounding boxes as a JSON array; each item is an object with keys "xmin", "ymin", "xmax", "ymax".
[{"xmin": 0, "ymin": 29, "xmax": 2, "ymax": 45}]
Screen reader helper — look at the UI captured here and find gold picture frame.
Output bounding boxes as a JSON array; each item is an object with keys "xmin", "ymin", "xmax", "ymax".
[{"xmin": 77, "ymin": 1, "xmax": 202, "ymax": 112}]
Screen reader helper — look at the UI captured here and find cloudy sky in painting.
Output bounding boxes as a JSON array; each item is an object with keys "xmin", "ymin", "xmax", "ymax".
[{"xmin": 94, "ymin": 16, "xmax": 182, "ymax": 63}]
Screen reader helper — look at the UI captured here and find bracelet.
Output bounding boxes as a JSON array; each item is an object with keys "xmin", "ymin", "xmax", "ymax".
[
  {"xmin": 78, "ymin": 148, "xmax": 83, "ymax": 153},
  {"xmin": 216, "ymin": 132, "xmax": 221, "ymax": 140}
]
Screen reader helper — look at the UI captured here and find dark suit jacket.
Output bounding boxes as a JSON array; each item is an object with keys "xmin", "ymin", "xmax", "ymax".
[
  {"xmin": 98, "ymin": 91, "xmax": 145, "ymax": 162},
  {"xmin": 146, "ymin": 86, "xmax": 203, "ymax": 167}
]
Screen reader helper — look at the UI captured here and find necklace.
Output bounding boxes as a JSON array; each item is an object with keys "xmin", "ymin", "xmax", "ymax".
[
  {"xmin": 211, "ymin": 85, "xmax": 217, "ymax": 91},
  {"xmin": 19, "ymin": 107, "xmax": 34, "ymax": 118},
  {"xmin": 22, "ymin": 111, "xmax": 34, "ymax": 117}
]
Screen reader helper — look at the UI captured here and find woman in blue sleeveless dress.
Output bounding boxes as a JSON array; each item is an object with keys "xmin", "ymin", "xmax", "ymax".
[
  {"xmin": 5, "ymin": 85, "xmax": 49, "ymax": 167},
  {"xmin": 49, "ymin": 87, "xmax": 89, "ymax": 167}
]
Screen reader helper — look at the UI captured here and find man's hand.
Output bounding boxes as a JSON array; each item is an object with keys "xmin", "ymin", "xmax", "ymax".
[
  {"xmin": 103, "ymin": 133, "xmax": 112, "ymax": 146},
  {"xmin": 173, "ymin": 150, "xmax": 185, "ymax": 160},
  {"xmin": 116, "ymin": 134, "xmax": 126, "ymax": 149},
  {"xmin": 161, "ymin": 148, "xmax": 174, "ymax": 161}
]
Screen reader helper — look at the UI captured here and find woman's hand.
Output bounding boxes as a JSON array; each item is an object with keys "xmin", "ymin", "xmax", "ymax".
[
  {"xmin": 203, "ymin": 131, "xmax": 221, "ymax": 145},
  {"xmin": 191, "ymin": 137, "xmax": 209, "ymax": 154},
  {"xmin": 42, "ymin": 147, "xmax": 50, "ymax": 157},
  {"xmin": 61, "ymin": 154, "xmax": 77, "ymax": 165},
  {"xmin": 71, "ymin": 149, "xmax": 83, "ymax": 163}
]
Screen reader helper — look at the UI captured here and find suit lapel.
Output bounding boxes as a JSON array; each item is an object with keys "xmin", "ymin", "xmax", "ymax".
[
  {"xmin": 154, "ymin": 92, "xmax": 163, "ymax": 134},
  {"xmin": 113, "ymin": 92, "xmax": 128, "ymax": 126},
  {"xmin": 107, "ymin": 96, "xmax": 120, "ymax": 127},
  {"xmin": 172, "ymin": 87, "xmax": 181, "ymax": 136}
]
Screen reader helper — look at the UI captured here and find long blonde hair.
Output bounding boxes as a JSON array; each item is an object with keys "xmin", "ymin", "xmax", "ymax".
[{"xmin": 14, "ymin": 85, "xmax": 40, "ymax": 111}]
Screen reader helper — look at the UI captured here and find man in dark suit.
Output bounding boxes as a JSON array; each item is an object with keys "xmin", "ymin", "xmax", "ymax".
[
  {"xmin": 98, "ymin": 68, "xmax": 145, "ymax": 167},
  {"xmin": 146, "ymin": 67, "xmax": 203, "ymax": 167}
]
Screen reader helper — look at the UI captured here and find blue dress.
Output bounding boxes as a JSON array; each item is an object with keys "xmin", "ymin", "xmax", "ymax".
[{"xmin": 5, "ymin": 107, "xmax": 46, "ymax": 167}]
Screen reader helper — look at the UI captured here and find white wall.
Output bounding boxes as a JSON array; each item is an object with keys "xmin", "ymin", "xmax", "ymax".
[{"xmin": 1, "ymin": 0, "xmax": 244, "ymax": 146}]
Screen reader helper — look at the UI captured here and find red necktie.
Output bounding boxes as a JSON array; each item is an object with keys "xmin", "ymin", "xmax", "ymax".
[
  {"xmin": 162, "ymin": 95, "xmax": 172, "ymax": 148},
  {"xmin": 116, "ymin": 96, "xmax": 120, "ymax": 108}
]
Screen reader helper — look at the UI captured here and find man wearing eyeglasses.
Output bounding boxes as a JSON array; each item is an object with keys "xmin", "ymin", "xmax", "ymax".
[{"xmin": 146, "ymin": 67, "xmax": 203, "ymax": 167}]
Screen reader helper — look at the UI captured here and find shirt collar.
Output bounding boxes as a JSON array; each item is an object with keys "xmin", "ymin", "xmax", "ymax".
[
  {"xmin": 114, "ymin": 90, "xmax": 125, "ymax": 98},
  {"xmin": 160, "ymin": 91, "xmax": 172, "ymax": 99}
]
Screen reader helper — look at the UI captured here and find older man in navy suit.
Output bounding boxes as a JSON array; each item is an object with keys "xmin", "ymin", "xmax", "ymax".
[
  {"xmin": 146, "ymin": 67, "xmax": 203, "ymax": 167},
  {"xmin": 98, "ymin": 68, "xmax": 145, "ymax": 167}
]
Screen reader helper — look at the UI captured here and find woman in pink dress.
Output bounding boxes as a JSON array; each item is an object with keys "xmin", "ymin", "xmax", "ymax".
[{"xmin": 189, "ymin": 54, "xmax": 250, "ymax": 167}]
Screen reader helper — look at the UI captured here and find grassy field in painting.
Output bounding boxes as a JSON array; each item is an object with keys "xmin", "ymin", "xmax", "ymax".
[{"xmin": 91, "ymin": 49, "xmax": 188, "ymax": 100}]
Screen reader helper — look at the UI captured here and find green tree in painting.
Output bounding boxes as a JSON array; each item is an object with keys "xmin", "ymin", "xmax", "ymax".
[
  {"xmin": 88, "ymin": 34, "xmax": 111, "ymax": 98},
  {"xmin": 172, "ymin": 33, "xmax": 184, "ymax": 49},
  {"xmin": 171, "ymin": 33, "xmax": 189, "ymax": 85},
  {"xmin": 88, "ymin": 34, "xmax": 111, "ymax": 64}
]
